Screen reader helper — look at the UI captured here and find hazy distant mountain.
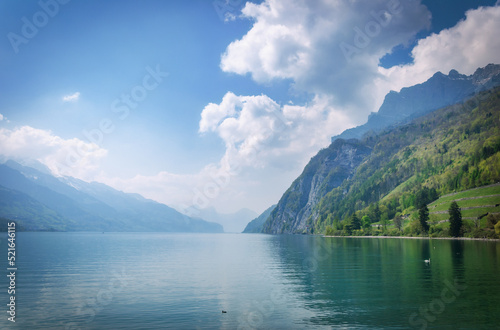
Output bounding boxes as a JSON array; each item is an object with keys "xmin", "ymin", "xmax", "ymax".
[
  {"xmin": 0, "ymin": 161, "xmax": 222, "ymax": 233},
  {"xmin": 0, "ymin": 184, "xmax": 69, "ymax": 231},
  {"xmin": 242, "ymin": 204, "xmax": 276, "ymax": 233},
  {"xmin": 195, "ymin": 207, "xmax": 258, "ymax": 233},
  {"xmin": 333, "ymin": 63, "xmax": 500, "ymax": 141}
]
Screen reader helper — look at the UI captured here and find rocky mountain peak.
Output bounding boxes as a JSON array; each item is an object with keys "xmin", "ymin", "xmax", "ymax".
[
  {"xmin": 332, "ymin": 63, "xmax": 500, "ymax": 142},
  {"xmin": 472, "ymin": 63, "xmax": 500, "ymax": 85}
]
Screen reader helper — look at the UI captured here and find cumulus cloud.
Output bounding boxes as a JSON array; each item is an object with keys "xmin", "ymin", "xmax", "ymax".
[
  {"xmin": 0, "ymin": 114, "xmax": 3, "ymax": 121},
  {"xmin": 4, "ymin": 3, "xmax": 498, "ymax": 215},
  {"xmin": 194, "ymin": 1, "xmax": 500, "ymax": 212},
  {"xmin": 62, "ymin": 92, "xmax": 80, "ymax": 102},
  {"xmin": 108, "ymin": 91, "xmax": 355, "ymax": 213},
  {"xmin": 379, "ymin": 5, "xmax": 500, "ymax": 93},
  {"xmin": 200, "ymin": 92, "xmax": 352, "ymax": 171},
  {"xmin": 0, "ymin": 126, "xmax": 107, "ymax": 181},
  {"xmin": 221, "ymin": 0, "xmax": 431, "ymax": 114}
]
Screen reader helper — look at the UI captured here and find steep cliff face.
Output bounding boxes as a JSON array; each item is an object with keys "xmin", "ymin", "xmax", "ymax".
[
  {"xmin": 334, "ymin": 63, "xmax": 500, "ymax": 141},
  {"xmin": 262, "ymin": 65, "xmax": 500, "ymax": 236},
  {"xmin": 262, "ymin": 139, "xmax": 371, "ymax": 234}
]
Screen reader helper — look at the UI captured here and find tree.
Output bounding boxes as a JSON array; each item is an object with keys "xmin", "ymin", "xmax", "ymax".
[
  {"xmin": 486, "ymin": 213, "xmax": 499, "ymax": 229},
  {"xmin": 418, "ymin": 205, "xmax": 430, "ymax": 233},
  {"xmin": 416, "ymin": 188, "xmax": 429, "ymax": 208},
  {"xmin": 449, "ymin": 201, "xmax": 462, "ymax": 237},
  {"xmin": 393, "ymin": 215, "xmax": 403, "ymax": 231},
  {"xmin": 351, "ymin": 213, "xmax": 361, "ymax": 230},
  {"xmin": 374, "ymin": 203, "xmax": 381, "ymax": 223},
  {"xmin": 415, "ymin": 187, "xmax": 439, "ymax": 209},
  {"xmin": 428, "ymin": 188, "xmax": 439, "ymax": 203},
  {"xmin": 326, "ymin": 214, "xmax": 334, "ymax": 226},
  {"xmin": 343, "ymin": 223, "xmax": 353, "ymax": 235},
  {"xmin": 334, "ymin": 216, "xmax": 342, "ymax": 230},
  {"xmin": 381, "ymin": 218, "xmax": 388, "ymax": 232},
  {"xmin": 362, "ymin": 215, "xmax": 371, "ymax": 229}
]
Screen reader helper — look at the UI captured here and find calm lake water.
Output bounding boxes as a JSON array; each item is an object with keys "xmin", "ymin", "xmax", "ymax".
[{"xmin": 1, "ymin": 233, "xmax": 499, "ymax": 329}]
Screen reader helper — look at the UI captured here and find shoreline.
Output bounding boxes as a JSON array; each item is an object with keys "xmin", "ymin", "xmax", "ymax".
[{"xmin": 323, "ymin": 235, "xmax": 500, "ymax": 242}]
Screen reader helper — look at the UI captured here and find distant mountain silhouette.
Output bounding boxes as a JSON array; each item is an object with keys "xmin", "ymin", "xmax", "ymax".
[{"xmin": 0, "ymin": 161, "xmax": 222, "ymax": 232}]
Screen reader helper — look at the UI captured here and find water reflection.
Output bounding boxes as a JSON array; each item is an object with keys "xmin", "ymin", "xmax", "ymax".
[
  {"xmin": 269, "ymin": 236, "xmax": 500, "ymax": 329},
  {"xmin": 450, "ymin": 240, "xmax": 465, "ymax": 280},
  {"xmin": 1, "ymin": 233, "xmax": 498, "ymax": 329}
]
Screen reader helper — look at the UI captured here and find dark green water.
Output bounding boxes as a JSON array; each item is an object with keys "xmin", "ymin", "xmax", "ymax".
[{"xmin": 0, "ymin": 233, "xmax": 499, "ymax": 329}]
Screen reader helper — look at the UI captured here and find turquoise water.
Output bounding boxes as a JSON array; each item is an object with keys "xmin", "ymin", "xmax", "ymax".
[{"xmin": 0, "ymin": 233, "xmax": 499, "ymax": 329}]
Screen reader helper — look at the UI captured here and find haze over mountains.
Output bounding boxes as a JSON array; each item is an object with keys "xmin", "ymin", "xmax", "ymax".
[
  {"xmin": 194, "ymin": 207, "xmax": 257, "ymax": 233},
  {"xmin": 0, "ymin": 160, "xmax": 222, "ymax": 232},
  {"xmin": 243, "ymin": 204, "xmax": 276, "ymax": 233},
  {"xmin": 1, "ymin": 64, "xmax": 499, "ymax": 233}
]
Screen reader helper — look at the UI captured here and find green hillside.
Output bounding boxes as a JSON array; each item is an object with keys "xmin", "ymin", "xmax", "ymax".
[
  {"xmin": 425, "ymin": 184, "xmax": 500, "ymax": 235},
  {"xmin": 317, "ymin": 87, "xmax": 500, "ymax": 239},
  {"xmin": 429, "ymin": 184, "xmax": 500, "ymax": 207}
]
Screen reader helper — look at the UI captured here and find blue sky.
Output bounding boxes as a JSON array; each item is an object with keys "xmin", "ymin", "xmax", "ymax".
[{"xmin": 1, "ymin": 0, "xmax": 499, "ymax": 214}]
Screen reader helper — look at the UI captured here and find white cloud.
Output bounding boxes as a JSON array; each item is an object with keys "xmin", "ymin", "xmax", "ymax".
[
  {"xmin": 62, "ymin": 92, "xmax": 80, "ymax": 102},
  {"xmin": 221, "ymin": 1, "xmax": 500, "ymax": 117},
  {"xmin": 200, "ymin": 92, "xmax": 352, "ymax": 170},
  {"xmin": 221, "ymin": 0, "xmax": 431, "ymax": 114},
  {"xmin": 103, "ymin": 91, "xmax": 355, "ymax": 214},
  {"xmin": 379, "ymin": 5, "xmax": 500, "ymax": 93},
  {"xmin": 199, "ymin": 2, "xmax": 500, "ymax": 213},
  {"xmin": 0, "ymin": 126, "xmax": 107, "ymax": 181},
  {"xmin": 0, "ymin": 114, "xmax": 3, "ymax": 121},
  {"xmin": 203, "ymin": 0, "xmax": 433, "ymax": 211},
  {"xmin": 4, "ymin": 3, "xmax": 499, "ymax": 216}
]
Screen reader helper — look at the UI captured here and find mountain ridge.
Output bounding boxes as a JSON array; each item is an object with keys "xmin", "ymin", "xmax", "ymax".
[
  {"xmin": 334, "ymin": 63, "xmax": 500, "ymax": 141},
  {"xmin": 0, "ymin": 161, "xmax": 222, "ymax": 232},
  {"xmin": 263, "ymin": 65, "xmax": 500, "ymax": 235}
]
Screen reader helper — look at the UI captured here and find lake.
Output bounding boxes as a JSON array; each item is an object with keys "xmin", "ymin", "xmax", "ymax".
[{"xmin": 1, "ymin": 233, "xmax": 499, "ymax": 329}]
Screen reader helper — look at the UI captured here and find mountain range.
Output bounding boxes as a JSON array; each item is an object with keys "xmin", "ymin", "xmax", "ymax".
[
  {"xmin": 246, "ymin": 64, "xmax": 500, "ymax": 234},
  {"xmin": 0, "ymin": 160, "xmax": 222, "ymax": 232},
  {"xmin": 333, "ymin": 63, "xmax": 500, "ymax": 141},
  {"xmin": 2, "ymin": 64, "xmax": 499, "ymax": 234}
]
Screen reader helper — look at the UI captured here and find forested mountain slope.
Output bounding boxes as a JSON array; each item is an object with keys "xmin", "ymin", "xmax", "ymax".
[{"xmin": 263, "ymin": 87, "xmax": 500, "ymax": 235}]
